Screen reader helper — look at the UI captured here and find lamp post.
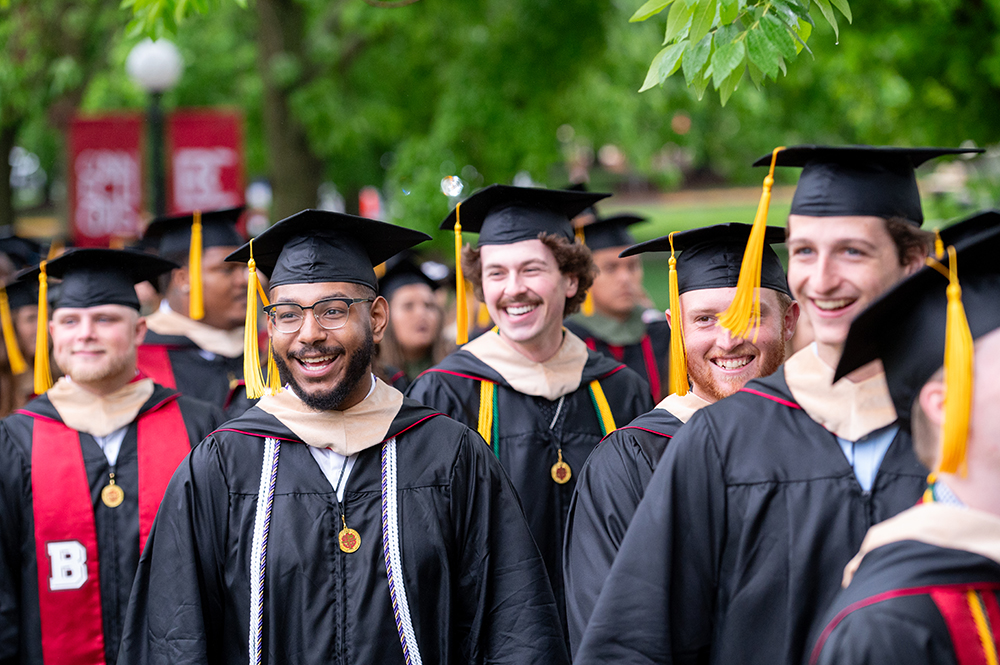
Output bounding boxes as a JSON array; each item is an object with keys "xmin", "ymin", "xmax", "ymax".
[{"xmin": 126, "ymin": 39, "xmax": 183, "ymax": 217}]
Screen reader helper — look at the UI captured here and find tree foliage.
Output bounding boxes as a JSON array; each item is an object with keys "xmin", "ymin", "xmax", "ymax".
[{"xmin": 633, "ymin": 0, "xmax": 850, "ymax": 104}]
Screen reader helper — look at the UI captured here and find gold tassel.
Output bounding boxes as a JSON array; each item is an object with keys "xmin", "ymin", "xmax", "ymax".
[
  {"xmin": 476, "ymin": 301, "xmax": 491, "ymax": 328},
  {"xmin": 933, "ymin": 229, "xmax": 945, "ymax": 260},
  {"xmin": 46, "ymin": 241, "xmax": 63, "ymax": 261},
  {"xmin": 265, "ymin": 339, "xmax": 282, "ymax": 395},
  {"xmin": 575, "ymin": 226, "xmax": 595, "ymax": 316},
  {"xmin": 188, "ymin": 210, "xmax": 204, "ymax": 321},
  {"xmin": 937, "ymin": 245, "xmax": 973, "ymax": 476},
  {"xmin": 667, "ymin": 232, "xmax": 689, "ymax": 396},
  {"xmin": 243, "ymin": 240, "xmax": 267, "ymax": 399},
  {"xmin": 717, "ymin": 146, "xmax": 784, "ymax": 342},
  {"xmin": 34, "ymin": 261, "xmax": 52, "ymax": 394},
  {"xmin": 0, "ymin": 285, "xmax": 27, "ymax": 375},
  {"xmin": 454, "ymin": 202, "xmax": 468, "ymax": 345},
  {"xmin": 373, "ymin": 262, "xmax": 386, "ymax": 279}
]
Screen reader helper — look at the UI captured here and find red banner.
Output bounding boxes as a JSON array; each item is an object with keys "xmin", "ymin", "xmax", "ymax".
[
  {"xmin": 167, "ymin": 109, "xmax": 244, "ymax": 215},
  {"xmin": 68, "ymin": 114, "xmax": 144, "ymax": 247}
]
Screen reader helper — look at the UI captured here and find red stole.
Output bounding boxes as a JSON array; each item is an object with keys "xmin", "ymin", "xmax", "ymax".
[
  {"xmin": 29, "ymin": 397, "xmax": 189, "ymax": 665},
  {"xmin": 136, "ymin": 345, "xmax": 177, "ymax": 389}
]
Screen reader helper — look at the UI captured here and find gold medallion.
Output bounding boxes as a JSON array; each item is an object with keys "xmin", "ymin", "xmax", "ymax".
[
  {"xmin": 339, "ymin": 527, "xmax": 361, "ymax": 553},
  {"xmin": 551, "ymin": 448, "xmax": 572, "ymax": 485},
  {"xmin": 102, "ymin": 473, "xmax": 124, "ymax": 508}
]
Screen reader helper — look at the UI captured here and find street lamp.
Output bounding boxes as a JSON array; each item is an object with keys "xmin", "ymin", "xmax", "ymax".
[{"xmin": 126, "ymin": 39, "xmax": 183, "ymax": 217}]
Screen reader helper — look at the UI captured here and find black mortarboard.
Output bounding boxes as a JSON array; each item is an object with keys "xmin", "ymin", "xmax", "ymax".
[
  {"xmin": 578, "ymin": 214, "xmax": 647, "ymax": 252},
  {"xmin": 17, "ymin": 248, "xmax": 178, "ymax": 311},
  {"xmin": 378, "ymin": 253, "xmax": 439, "ymax": 301},
  {"xmin": 226, "ymin": 209, "xmax": 430, "ymax": 290},
  {"xmin": 4, "ymin": 277, "xmax": 37, "ymax": 310},
  {"xmin": 753, "ymin": 145, "xmax": 983, "ymax": 225},
  {"xmin": 835, "ymin": 225, "xmax": 1000, "ymax": 422},
  {"xmin": 0, "ymin": 235, "xmax": 44, "ymax": 270},
  {"xmin": 938, "ymin": 209, "xmax": 1000, "ymax": 248},
  {"xmin": 621, "ymin": 222, "xmax": 790, "ymax": 295},
  {"xmin": 439, "ymin": 184, "xmax": 609, "ymax": 245},
  {"xmin": 143, "ymin": 206, "xmax": 245, "ymax": 257}
]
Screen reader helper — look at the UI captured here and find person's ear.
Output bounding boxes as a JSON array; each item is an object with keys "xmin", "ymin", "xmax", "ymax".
[
  {"xmin": 783, "ymin": 301, "xmax": 801, "ymax": 343},
  {"xmin": 134, "ymin": 315, "xmax": 148, "ymax": 346},
  {"xmin": 918, "ymin": 378, "xmax": 946, "ymax": 429},
  {"xmin": 370, "ymin": 296, "xmax": 389, "ymax": 344}
]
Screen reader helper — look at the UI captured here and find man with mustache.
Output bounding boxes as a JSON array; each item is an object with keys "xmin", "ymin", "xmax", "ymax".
[
  {"xmin": 138, "ymin": 207, "xmax": 255, "ymax": 417},
  {"xmin": 575, "ymin": 145, "xmax": 981, "ymax": 665},
  {"xmin": 117, "ymin": 210, "xmax": 570, "ymax": 664},
  {"xmin": 563, "ymin": 223, "xmax": 798, "ymax": 654},
  {"xmin": 0, "ymin": 249, "xmax": 224, "ymax": 665},
  {"xmin": 809, "ymin": 213, "xmax": 1000, "ymax": 665},
  {"xmin": 406, "ymin": 185, "xmax": 652, "ymax": 631}
]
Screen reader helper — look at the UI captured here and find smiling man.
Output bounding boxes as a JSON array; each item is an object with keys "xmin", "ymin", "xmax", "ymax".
[
  {"xmin": 406, "ymin": 185, "xmax": 652, "ymax": 631},
  {"xmin": 575, "ymin": 145, "xmax": 982, "ymax": 665},
  {"xmin": 117, "ymin": 210, "xmax": 569, "ymax": 665},
  {"xmin": 138, "ymin": 207, "xmax": 254, "ymax": 416},
  {"xmin": 562, "ymin": 222, "xmax": 798, "ymax": 654},
  {"xmin": 0, "ymin": 249, "xmax": 224, "ymax": 665}
]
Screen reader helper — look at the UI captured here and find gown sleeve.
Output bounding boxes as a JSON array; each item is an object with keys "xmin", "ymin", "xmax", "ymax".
[
  {"xmin": 448, "ymin": 427, "xmax": 570, "ymax": 665},
  {"xmin": 0, "ymin": 422, "xmax": 27, "ymax": 665},
  {"xmin": 812, "ymin": 607, "xmax": 952, "ymax": 665},
  {"xmin": 118, "ymin": 435, "xmax": 230, "ymax": 665},
  {"xmin": 574, "ymin": 412, "xmax": 726, "ymax": 665},
  {"xmin": 562, "ymin": 430, "xmax": 653, "ymax": 655},
  {"xmin": 405, "ymin": 372, "xmax": 473, "ymax": 424}
]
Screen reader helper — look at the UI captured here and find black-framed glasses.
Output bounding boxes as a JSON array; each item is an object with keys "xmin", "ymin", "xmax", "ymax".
[{"xmin": 264, "ymin": 297, "xmax": 374, "ymax": 333}]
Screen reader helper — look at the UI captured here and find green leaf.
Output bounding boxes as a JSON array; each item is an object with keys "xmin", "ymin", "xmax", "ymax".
[
  {"xmin": 761, "ymin": 13, "xmax": 796, "ymax": 60},
  {"xmin": 775, "ymin": 0, "xmax": 814, "ymax": 25},
  {"xmin": 639, "ymin": 41, "xmax": 687, "ymax": 91},
  {"xmin": 664, "ymin": 0, "xmax": 695, "ymax": 44},
  {"xmin": 682, "ymin": 33, "xmax": 712, "ymax": 85},
  {"xmin": 746, "ymin": 27, "xmax": 781, "ymax": 79},
  {"xmin": 794, "ymin": 18, "xmax": 812, "ymax": 54},
  {"xmin": 688, "ymin": 0, "xmax": 717, "ymax": 46},
  {"xmin": 630, "ymin": 0, "xmax": 676, "ymax": 22},
  {"xmin": 711, "ymin": 40, "xmax": 745, "ymax": 87},
  {"xmin": 747, "ymin": 60, "xmax": 764, "ymax": 88},
  {"xmin": 812, "ymin": 0, "xmax": 839, "ymax": 39},
  {"xmin": 719, "ymin": 64, "xmax": 744, "ymax": 105},
  {"xmin": 719, "ymin": 0, "xmax": 739, "ymax": 24},
  {"xmin": 714, "ymin": 22, "xmax": 740, "ymax": 46},
  {"xmin": 829, "ymin": 0, "xmax": 851, "ymax": 22},
  {"xmin": 691, "ymin": 70, "xmax": 711, "ymax": 99}
]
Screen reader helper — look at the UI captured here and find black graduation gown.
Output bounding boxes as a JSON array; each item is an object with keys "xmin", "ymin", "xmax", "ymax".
[
  {"xmin": 564, "ymin": 318, "xmax": 671, "ymax": 401},
  {"xmin": 138, "ymin": 330, "xmax": 255, "ymax": 418},
  {"xmin": 810, "ymin": 540, "xmax": 1000, "ymax": 665},
  {"xmin": 117, "ymin": 399, "xmax": 569, "ymax": 665},
  {"xmin": 574, "ymin": 368, "xmax": 928, "ymax": 665},
  {"xmin": 405, "ymin": 348, "xmax": 652, "ymax": 624},
  {"xmin": 563, "ymin": 407, "xmax": 683, "ymax": 654},
  {"xmin": 0, "ymin": 386, "xmax": 224, "ymax": 665}
]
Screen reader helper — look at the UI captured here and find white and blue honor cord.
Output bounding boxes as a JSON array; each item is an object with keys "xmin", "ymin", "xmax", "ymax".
[{"xmin": 248, "ymin": 435, "xmax": 422, "ymax": 665}]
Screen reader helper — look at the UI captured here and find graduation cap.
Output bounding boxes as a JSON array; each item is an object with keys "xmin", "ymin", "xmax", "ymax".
[
  {"xmin": 752, "ymin": 145, "xmax": 983, "ymax": 225},
  {"xmin": 0, "ymin": 235, "xmax": 44, "ymax": 271},
  {"xmin": 835, "ymin": 223, "xmax": 1000, "ymax": 477},
  {"xmin": 438, "ymin": 184, "xmax": 609, "ymax": 343},
  {"xmin": 935, "ymin": 209, "xmax": 1000, "ymax": 256},
  {"xmin": 16, "ymin": 249, "xmax": 178, "ymax": 393},
  {"xmin": 573, "ymin": 213, "xmax": 647, "ymax": 316},
  {"xmin": 378, "ymin": 253, "xmax": 439, "ymax": 301},
  {"xmin": 0, "ymin": 277, "xmax": 36, "ymax": 375},
  {"xmin": 142, "ymin": 206, "xmax": 245, "ymax": 321},
  {"xmin": 621, "ymin": 222, "xmax": 790, "ymax": 396},
  {"xmin": 225, "ymin": 209, "xmax": 431, "ymax": 398}
]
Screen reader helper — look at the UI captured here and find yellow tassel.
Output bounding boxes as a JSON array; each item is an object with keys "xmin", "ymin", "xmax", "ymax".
[
  {"xmin": 188, "ymin": 210, "xmax": 204, "ymax": 321},
  {"xmin": 476, "ymin": 302, "xmax": 491, "ymax": 328},
  {"xmin": 46, "ymin": 241, "xmax": 63, "ymax": 261},
  {"xmin": 374, "ymin": 262, "xmax": 386, "ymax": 279},
  {"xmin": 243, "ymin": 240, "xmax": 267, "ymax": 399},
  {"xmin": 265, "ymin": 339, "xmax": 282, "ymax": 395},
  {"xmin": 933, "ymin": 229, "xmax": 945, "ymax": 260},
  {"xmin": 0, "ymin": 285, "xmax": 27, "ymax": 375},
  {"xmin": 33, "ymin": 261, "xmax": 52, "ymax": 394},
  {"xmin": 937, "ymin": 245, "xmax": 973, "ymax": 476},
  {"xmin": 454, "ymin": 202, "xmax": 468, "ymax": 345},
  {"xmin": 717, "ymin": 146, "xmax": 784, "ymax": 342},
  {"xmin": 574, "ymin": 226, "xmax": 595, "ymax": 316},
  {"xmin": 667, "ymin": 232, "xmax": 689, "ymax": 396}
]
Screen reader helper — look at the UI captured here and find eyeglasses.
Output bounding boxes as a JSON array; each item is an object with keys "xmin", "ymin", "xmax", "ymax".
[{"xmin": 264, "ymin": 297, "xmax": 374, "ymax": 334}]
